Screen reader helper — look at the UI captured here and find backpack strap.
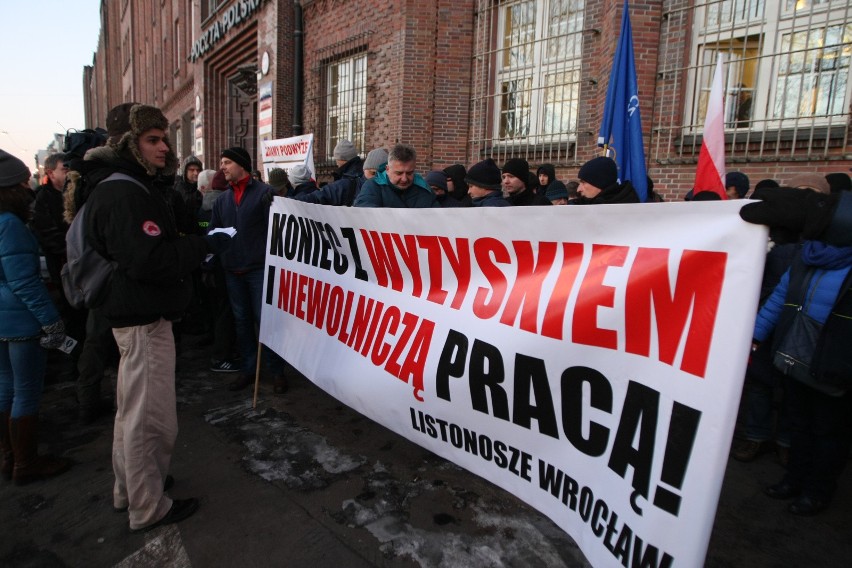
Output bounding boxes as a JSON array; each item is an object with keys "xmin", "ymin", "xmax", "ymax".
[{"xmin": 99, "ymin": 172, "xmax": 149, "ymax": 193}]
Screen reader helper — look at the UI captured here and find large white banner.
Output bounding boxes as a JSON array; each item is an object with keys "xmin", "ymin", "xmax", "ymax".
[{"xmin": 259, "ymin": 199, "xmax": 767, "ymax": 567}]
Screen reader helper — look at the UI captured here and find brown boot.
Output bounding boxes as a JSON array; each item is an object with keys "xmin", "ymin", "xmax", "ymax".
[
  {"xmin": 0, "ymin": 412, "xmax": 12, "ymax": 481},
  {"xmin": 10, "ymin": 415, "xmax": 72, "ymax": 485}
]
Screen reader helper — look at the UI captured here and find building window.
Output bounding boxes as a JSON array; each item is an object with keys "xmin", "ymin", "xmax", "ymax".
[
  {"xmin": 173, "ymin": 18, "xmax": 181, "ymax": 73},
  {"xmin": 122, "ymin": 30, "xmax": 131, "ymax": 70},
  {"xmin": 497, "ymin": 1, "xmax": 583, "ymax": 143},
  {"xmin": 471, "ymin": 0, "xmax": 584, "ymax": 163},
  {"xmin": 325, "ymin": 53, "xmax": 367, "ymax": 159},
  {"xmin": 774, "ymin": 23, "xmax": 851, "ymax": 120},
  {"xmin": 201, "ymin": 0, "xmax": 223, "ymax": 23},
  {"xmin": 682, "ymin": 0, "xmax": 852, "ymax": 145}
]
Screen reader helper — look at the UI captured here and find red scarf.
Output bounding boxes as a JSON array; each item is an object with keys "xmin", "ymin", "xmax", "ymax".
[{"xmin": 231, "ymin": 174, "xmax": 251, "ymax": 205}]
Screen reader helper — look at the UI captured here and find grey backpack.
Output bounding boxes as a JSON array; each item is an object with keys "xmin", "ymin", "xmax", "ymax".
[{"xmin": 61, "ymin": 173, "xmax": 145, "ymax": 309}]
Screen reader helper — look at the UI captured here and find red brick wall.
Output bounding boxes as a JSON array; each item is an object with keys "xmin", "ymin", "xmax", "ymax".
[{"xmin": 301, "ymin": 0, "xmax": 474, "ymax": 180}]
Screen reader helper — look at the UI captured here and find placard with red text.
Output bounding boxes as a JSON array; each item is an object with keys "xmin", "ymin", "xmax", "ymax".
[{"xmin": 260, "ymin": 198, "xmax": 767, "ymax": 568}]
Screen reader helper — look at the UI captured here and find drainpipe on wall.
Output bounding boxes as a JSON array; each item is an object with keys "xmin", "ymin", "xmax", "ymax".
[{"xmin": 293, "ymin": 1, "xmax": 304, "ymax": 135}]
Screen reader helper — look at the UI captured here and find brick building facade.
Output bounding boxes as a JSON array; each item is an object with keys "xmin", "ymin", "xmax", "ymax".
[{"xmin": 85, "ymin": 0, "xmax": 852, "ymax": 199}]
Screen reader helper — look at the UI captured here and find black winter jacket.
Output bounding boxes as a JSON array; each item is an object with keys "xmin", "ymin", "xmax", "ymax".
[
  {"xmin": 573, "ymin": 181, "xmax": 640, "ymax": 205},
  {"xmin": 507, "ymin": 188, "xmax": 552, "ymax": 207},
  {"xmin": 83, "ymin": 148, "xmax": 208, "ymax": 327},
  {"xmin": 31, "ymin": 184, "xmax": 67, "ymax": 256},
  {"xmin": 209, "ymin": 177, "xmax": 276, "ymax": 272}
]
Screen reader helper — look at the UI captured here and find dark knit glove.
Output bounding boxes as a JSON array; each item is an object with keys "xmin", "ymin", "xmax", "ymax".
[
  {"xmin": 40, "ymin": 320, "xmax": 67, "ymax": 350},
  {"xmin": 740, "ymin": 187, "xmax": 836, "ymax": 240},
  {"xmin": 204, "ymin": 232, "xmax": 233, "ymax": 255}
]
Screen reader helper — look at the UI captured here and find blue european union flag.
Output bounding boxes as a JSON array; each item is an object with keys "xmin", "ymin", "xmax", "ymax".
[{"xmin": 597, "ymin": 0, "xmax": 648, "ymax": 202}]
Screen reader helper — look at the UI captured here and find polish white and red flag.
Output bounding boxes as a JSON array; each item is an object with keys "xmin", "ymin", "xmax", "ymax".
[{"xmin": 693, "ymin": 54, "xmax": 727, "ymax": 199}]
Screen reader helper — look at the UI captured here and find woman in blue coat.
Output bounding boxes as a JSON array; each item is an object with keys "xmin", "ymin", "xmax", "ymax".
[
  {"xmin": 752, "ymin": 239, "xmax": 852, "ymax": 515},
  {"xmin": 0, "ymin": 149, "xmax": 71, "ymax": 485}
]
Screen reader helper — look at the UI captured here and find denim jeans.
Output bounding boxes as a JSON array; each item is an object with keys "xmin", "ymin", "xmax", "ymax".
[
  {"xmin": 224, "ymin": 269, "xmax": 284, "ymax": 375},
  {"xmin": 0, "ymin": 339, "xmax": 47, "ymax": 417}
]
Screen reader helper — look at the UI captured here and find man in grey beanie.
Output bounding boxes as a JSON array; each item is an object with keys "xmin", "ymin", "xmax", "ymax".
[
  {"xmin": 330, "ymin": 138, "xmax": 363, "ymax": 184},
  {"xmin": 333, "ymin": 139, "xmax": 358, "ymax": 164},
  {"xmin": 288, "ymin": 164, "xmax": 318, "ymax": 197},
  {"xmin": 362, "ymin": 148, "xmax": 388, "ymax": 180}
]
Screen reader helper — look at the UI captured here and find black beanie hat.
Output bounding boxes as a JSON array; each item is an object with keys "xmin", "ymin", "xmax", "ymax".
[
  {"xmin": 725, "ymin": 171, "xmax": 750, "ymax": 198},
  {"xmin": 221, "ymin": 147, "xmax": 252, "ymax": 173},
  {"xmin": 826, "ymin": 172, "xmax": 852, "ymax": 193},
  {"xmin": 443, "ymin": 164, "xmax": 468, "ymax": 199},
  {"xmin": 502, "ymin": 158, "xmax": 530, "ymax": 182},
  {"xmin": 578, "ymin": 157, "xmax": 618, "ymax": 190},
  {"xmin": 0, "ymin": 149, "xmax": 31, "ymax": 187},
  {"xmin": 465, "ymin": 159, "xmax": 503, "ymax": 190}
]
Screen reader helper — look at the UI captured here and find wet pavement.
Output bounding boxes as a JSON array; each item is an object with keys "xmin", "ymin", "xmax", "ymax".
[{"xmin": 2, "ymin": 333, "xmax": 850, "ymax": 567}]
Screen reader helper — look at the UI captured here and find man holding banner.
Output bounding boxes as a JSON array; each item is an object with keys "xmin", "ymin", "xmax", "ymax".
[
  {"xmin": 211, "ymin": 147, "xmax": 287, "ymax": 394},
  {"xmin": 353, "ymin": 144, "xmax": 438, "ymax": 208},
  {"xmin": 573, "ymin": 156, "xmax": 639, "ymax": 205}
]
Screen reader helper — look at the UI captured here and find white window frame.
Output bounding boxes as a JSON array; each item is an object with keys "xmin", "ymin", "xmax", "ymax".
[
  {"xmin": 492, "ymin": 0, "xmax": 584, "ymax": 145},
  {"xmin": 325, "ymin": 53, "xmax": 367, "ymax": 158},
  {"xmin": 685, "ymin": 0, "xmax": 852, "ymax": 134}
]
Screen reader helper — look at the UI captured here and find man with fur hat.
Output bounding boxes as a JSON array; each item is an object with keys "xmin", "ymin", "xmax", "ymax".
[
  {"xmin": 210, "ymin": 146, "xmax": 288, "ymax": 393},
  {"xmin": 574, "ymin": 156, "xmax": 639, "ymax": 204},
  {"xmin": 502, "ymin": 158, "xmax": 551, "ymax": 206},
  {"xmin": 80, "ymin": 102, "xmax": 232, "ymax": 533}
]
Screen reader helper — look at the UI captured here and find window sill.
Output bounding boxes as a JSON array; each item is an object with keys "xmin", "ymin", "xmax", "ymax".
[{"xmin": 676, "ymin": 124, "xmax": 848, "ymax": 147}]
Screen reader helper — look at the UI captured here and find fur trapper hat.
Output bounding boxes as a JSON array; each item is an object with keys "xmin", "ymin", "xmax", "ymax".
[{"xmin": 108, "ymin": 103, "xmax": 177, "ymax": 177}]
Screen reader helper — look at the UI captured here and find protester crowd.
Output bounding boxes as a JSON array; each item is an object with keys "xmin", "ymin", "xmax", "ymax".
[{"xmin": 1, "ymin": 99, "xmax": 851, "ymax": 534}]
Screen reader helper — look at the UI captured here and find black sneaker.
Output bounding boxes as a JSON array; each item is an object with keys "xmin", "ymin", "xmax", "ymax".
[
  {"xmin": 210, "ymin": 359, "xmax": 240, "ymax": 373},
  {"xmin": 129, "ymin": 498, "xmax": 199, "ymax": 533}
]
